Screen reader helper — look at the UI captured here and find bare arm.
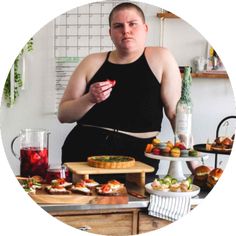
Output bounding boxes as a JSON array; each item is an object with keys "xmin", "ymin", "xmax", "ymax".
[
  {"xmin": 58, "ymin": 53, "xmax": 114, "ymax": 123},
  {"xmin": 160, "ymin": 49, "xmax": 181, "ymax": 131}
]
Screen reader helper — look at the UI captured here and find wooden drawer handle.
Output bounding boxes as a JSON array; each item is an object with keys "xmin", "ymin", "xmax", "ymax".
[{"xmin": 78, "ymin": 226, "xmax": 92, "ymax": 231}]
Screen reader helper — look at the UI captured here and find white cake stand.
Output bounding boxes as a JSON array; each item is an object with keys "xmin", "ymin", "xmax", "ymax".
[{"xmin": 145, "ymin": 152, "xmax": 208, "ymax": 181}]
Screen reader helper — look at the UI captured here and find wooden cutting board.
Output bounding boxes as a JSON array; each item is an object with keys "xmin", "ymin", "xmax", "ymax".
[
  {"xmin": 30, "ymin": 186, "xmax": 128, "ymax": 205},
  {"xmin": 65, "ymin": 161, "xmax": 154, "ymax": 175},
  {"xmin": 64, "ymin": 161, "xmax": 155, "ymax": 187}
]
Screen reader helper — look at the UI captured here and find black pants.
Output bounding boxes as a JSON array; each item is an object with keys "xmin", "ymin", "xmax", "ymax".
[{"xmin": 62, "ymin": 125, "xmax": 159, "ymax": 182}]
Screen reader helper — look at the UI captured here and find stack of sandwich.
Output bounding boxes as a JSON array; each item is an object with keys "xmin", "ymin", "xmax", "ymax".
[{"xmin": 193, "ymin": 165, "xmax": 223, "ymax": 190}]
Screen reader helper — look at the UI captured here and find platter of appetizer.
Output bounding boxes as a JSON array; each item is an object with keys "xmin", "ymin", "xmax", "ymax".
[
  {"xmin": 194, "ymin": 136, "xmax": 233, "ymax": 155},
  {"xmin": 145, "ymin": 175, "xmax": 200, "ymax": 198},
  {"xmin": 17, "ymin": 176, "xmax": 43, "ymax": 194},
  {"xmin": 17, "ymin": 176, "xmax": 128, "ymax": 204}
]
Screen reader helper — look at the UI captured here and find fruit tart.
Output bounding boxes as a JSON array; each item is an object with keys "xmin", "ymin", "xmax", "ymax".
[{"xmin": 87, "ymin": 155, "xmax": 135, "ymax": 168}]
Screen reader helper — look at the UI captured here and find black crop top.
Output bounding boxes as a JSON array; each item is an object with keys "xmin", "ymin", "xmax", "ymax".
[{"xmin": 79, "ymin": 50, "xmax": 164, "ymax": 132}]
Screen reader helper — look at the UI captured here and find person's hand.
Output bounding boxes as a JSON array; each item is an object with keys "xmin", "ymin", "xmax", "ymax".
[
  {"xmin": 177, "ymin": 134, "xmax": 194, "ymax": 148},
  {"xmin": 88, "ymin": 80, "xmax": 116, "ymax": 104}
]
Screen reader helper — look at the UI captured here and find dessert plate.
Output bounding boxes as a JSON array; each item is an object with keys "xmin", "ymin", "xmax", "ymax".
[{"xmin": 145, "ymin": 183, "xmax": 200, "ymax": 198}]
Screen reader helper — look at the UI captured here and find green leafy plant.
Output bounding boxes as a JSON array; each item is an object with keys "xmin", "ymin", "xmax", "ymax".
[{"xmin": 4, "ymin": 38, "xmax": 33, "ymax": 107}]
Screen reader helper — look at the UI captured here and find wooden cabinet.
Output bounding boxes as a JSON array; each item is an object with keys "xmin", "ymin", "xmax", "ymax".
[
  {"xmin": 52, "ymin": 208, "xmax": 139, "ymax": 235},
  {"xmin": 138, "ymin": 211, "xmax": 171, "ymax": 234},
  {"xmin": 50, "ymin": 208, "xmax": 171, "ymax": 235}
]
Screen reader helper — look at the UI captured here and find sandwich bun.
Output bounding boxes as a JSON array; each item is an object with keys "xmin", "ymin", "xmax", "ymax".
[
  {"xmin": 222, "ymin": 137, "xmax": 233, "ymax": 146},
  {"xmin": 193, "ymin": 165, "xmax": 211, "ymax": 188},
  {"xmin": 194, "ymin": 165, "xmax": 211, "ymax": 180},
  {"xmin": 207, "ymin": 168, "xmax": 223, "ymax": 189}
]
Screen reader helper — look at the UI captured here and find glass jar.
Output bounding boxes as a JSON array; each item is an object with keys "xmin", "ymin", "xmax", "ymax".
[{"xmin": 45, "ymin": 165, "xmax": 70, "ymax": 183}]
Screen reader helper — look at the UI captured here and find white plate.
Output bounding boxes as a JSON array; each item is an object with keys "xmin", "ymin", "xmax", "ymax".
[{"xmin": 145, "ymin": 183, "xmax": 200, "ymax": 198}]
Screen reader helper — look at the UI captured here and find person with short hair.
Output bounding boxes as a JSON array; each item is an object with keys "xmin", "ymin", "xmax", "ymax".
[{"xmin": 58, "ymin": 2, "xmax": 196, "ymax": 180}]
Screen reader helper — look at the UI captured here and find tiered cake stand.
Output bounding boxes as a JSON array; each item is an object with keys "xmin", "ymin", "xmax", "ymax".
[{"xmin": 145, "ymin": 153, "xmax": 208, "ymax": 181}]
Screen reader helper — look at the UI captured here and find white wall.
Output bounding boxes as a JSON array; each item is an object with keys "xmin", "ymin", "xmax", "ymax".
[{"xmin": 0, "ymin": 3, "xmax": 235, "ymax": 176}]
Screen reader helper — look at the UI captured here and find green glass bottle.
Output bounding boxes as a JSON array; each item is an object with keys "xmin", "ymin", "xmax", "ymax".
[{"xmin": 175, "ymin": 66, "xmax": 192, "ymax": 149}]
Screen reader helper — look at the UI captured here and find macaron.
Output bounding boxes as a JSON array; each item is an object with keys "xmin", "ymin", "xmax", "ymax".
[
  {"xmin": 152, "ymin": 138, "xmax": 161, "ymax": 147},
  {"xmin": 188, "ymin": 149, "xmax": 199, "ymax": 157},
  {"xmin": 170, "ymin": 147, "xmax": 181, "ymax": 157},
  {"xmin": 166, "ymin": 140, "xmax": 174, "ymax": 149},
  {"xmin": 161, "ymin": 146, "xmax": 171, "ymax": 156},
  {"xmin": 158, "ymin": 142, "xmax": 167, "ymax": 149},
  {"xmin": 152, "ymin": 147, "xmax": 161, "ymax": 155},
  {"xmin": 180, "ymin": 149, "xmax": 189, "ymax": 157},
  {"xmin": 145, "ymin": 143, "xmax": 154, "ymax": 153}
]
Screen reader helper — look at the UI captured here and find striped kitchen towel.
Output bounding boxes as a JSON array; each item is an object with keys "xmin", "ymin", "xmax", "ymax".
[{"xmin": 148, "ymin": 194, "xmax": 191, "ymax": 222}]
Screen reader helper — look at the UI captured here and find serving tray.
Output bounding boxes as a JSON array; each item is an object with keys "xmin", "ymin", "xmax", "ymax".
[
  {"xmin": 65, "ymin": 161, "xmax": 155, "ymax": 187},
  {"xmin": 29, "ymin": 185, "xmax": 128, "ymax": 204},
  {"xmin": 145, "ymin": 183, "xmax": 200, "ymax": 198},
  {"xmin": 193, "ymin": 144, "xmax": 231, "ymax": 155}
]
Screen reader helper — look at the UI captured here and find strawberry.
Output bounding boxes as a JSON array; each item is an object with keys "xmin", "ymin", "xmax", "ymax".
[
  {"xmin": 30, "ymin": 152, "xmax": 41, "ymax": 164},
  {"xmin": 107, "ymin": 79, "xmax": 116, "ymax": 87}
]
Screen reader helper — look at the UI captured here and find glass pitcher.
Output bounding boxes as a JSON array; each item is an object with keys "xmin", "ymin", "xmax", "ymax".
[{"xmin": 11, "ymin": 128, "xmax": 50, "ymax": 178}]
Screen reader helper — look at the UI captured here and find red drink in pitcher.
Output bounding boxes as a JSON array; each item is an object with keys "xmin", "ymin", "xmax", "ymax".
[{"xmin": 20, "ymin": 147, "xmax": 48, "ymax": 178}]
